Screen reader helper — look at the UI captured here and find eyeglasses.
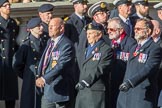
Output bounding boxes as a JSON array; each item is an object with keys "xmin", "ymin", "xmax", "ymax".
[
  {"xmin": 107, "ymin": 28, "xmax": 121, "ymax": 32},
  {"xmin": 134, "ymin": 27, "xmax": 147, "ymax": 31}
]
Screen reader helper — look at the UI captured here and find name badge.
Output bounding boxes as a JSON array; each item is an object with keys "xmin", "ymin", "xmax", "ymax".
[
  {"xmin": 52, "ymin": 51, "xmax": 60, "ymax": 60},
  {"xmin": 138, "ymin": 53, "xmax": 148, "ymax": 63},
  {"xmin": 92, "ymin": 53, "xmax": 101, "ymax": 61}
]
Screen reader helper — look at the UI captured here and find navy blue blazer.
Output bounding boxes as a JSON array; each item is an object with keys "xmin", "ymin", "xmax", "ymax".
[
  {"xmin": 117, "ymin": 38, "xmax": 162, "ymax": 108},
  {"xmin": 37, "ymin": 35, "xmax": 75, "ymax": 103}
]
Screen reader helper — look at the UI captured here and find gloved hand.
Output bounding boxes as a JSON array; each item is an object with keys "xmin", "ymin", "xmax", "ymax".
[
  {"xmin": 75, "ymin": 81, "xmax": 87, "ymax": 90},
  {"xmin": 119, "ymin": 80, "xmax": 132, "ymax": 92}
]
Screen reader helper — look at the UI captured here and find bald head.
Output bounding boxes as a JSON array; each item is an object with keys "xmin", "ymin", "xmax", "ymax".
[
  {"xmin": 48, "ymin": 17, "xmax": 64, "ymax": 38},
  {"xmin": 151, "ymin": 20, "xmax": 161, "ymax": 41}
]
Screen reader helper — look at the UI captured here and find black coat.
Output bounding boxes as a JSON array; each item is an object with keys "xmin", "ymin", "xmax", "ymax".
[
  {"xmin": 110, "ymin": 35, "xmax": 136, "ymax": 108},
  {"xmin": 117, "ymin": 38, "xmax": 162, "ymax": 108},
  {"xmin": 64, "ymin": 13, "xmax": 91, "ymax": 46},
  {"xmin": 75, "ymin": 40, "xmax": 113, "ymax": 108},
  {"xmin": 13, "ymin": 34, "xmax": 46, "ymax": 108},
  {"xmin": 0, "ymin": 16, "xmax": 19, "ymax": 100}
]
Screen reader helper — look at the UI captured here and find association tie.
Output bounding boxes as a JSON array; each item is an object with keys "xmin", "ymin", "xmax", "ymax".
[
  {"xmin": 135, "ymin": 44, "xmax": 141, "ymax": 52},
  {"xmin": 42, "ymin": 40, "xmax": 54, "ymax": 73}
]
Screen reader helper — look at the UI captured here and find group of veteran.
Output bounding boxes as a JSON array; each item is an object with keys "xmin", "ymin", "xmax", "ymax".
[{"xmin": 1, "ymin": 0, "xmax": 162, "ymax": 108}]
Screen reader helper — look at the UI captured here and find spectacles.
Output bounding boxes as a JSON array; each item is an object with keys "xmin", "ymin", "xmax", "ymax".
[
  {"xmin": 134, "ymin": 27, "xmax": 147, "ymax": 31},
  {"xmin": 107, "ymin": 28, "xmax": 121, "ymax": 32}
]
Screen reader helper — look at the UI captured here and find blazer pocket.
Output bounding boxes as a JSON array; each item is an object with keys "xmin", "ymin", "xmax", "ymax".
[{"xmin": 90, "ymin": 84, "xmax": 105, "ymax": 91}]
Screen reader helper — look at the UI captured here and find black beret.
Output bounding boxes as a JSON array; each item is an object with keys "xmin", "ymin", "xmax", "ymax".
[
  {"xmin": 113, "ymin": 0, "xmax": 132, "ymax": 7},
  {"xmin": 38, "ymin": 4, "xmax": 54, "ymax": 13},
  {"xmin": 0, "ymin": 0, "xmax": 9, "ymax": 7},
  {"xmin": 88, "ymin": 1, "xmax": 109, "ymax": 18},
  {"xmin": 27, "ymin": 18, "xmax": 41, "ymax": 29},
  {"xmin": 132, "ymin": 0, "xmax": 149, "ymax": 6},
  {"xmin": 85, "ymin": 23, "xmax": 103, "ymax": 31},
  {"xmin": 153, "ymin": 2, "xmax": 162, "ymax": 10},
  {"xmin": 72, "ymin": 0, "xmax": 88, "ymax": 4}
]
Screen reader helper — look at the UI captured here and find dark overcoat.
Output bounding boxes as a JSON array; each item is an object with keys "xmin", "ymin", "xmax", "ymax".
[
  {"xmin": 0, "ymin": 16, "xmax": 19, "ymax": 100},
  {"xmin": 75, "ymin": 40, "xmax": 114, "ymax": 108},
  {"xmin": 64, "ymin": 13, "xmax": 91, "ymax": 46},
  {"xmin": 110, "ymin": 35, "xmax": 136, "ymax": 108},
  {"xmin": 117, "ymin": 38, "xmax": 162, "ymax": 108},
  {"xmin": 13, "ymin": 34, "xmax": 46, "ymax": 108}
]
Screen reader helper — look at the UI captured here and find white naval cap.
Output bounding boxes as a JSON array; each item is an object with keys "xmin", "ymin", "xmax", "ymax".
[
  {"xmin": 153, "ymin": 2, "xmax": 162, "ymax": 10},
  {"xmin": 132, "ymin": 0, "xmax": 149, "ymax": 6}
]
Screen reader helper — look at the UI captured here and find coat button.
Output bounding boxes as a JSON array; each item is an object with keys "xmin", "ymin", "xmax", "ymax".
[
  {"xmin": 3, "ymin": 57, "xmax": 6, "ymax": 59},
  {"xmin": 2, "ymin": 48, "xmax": 5, "ymax": 51},
  {"xmin": 1, "ymin": 39, "xmax": 4, "ymax": 42},
  {"xmin": 12, "ymin": 38, "xmax": 15, "ymax": 41},
  {"xmin": 35, "ymin": 66, "xmax": 38, "ymax": 69},
  {"xmin": 12, "ymin": 48, "xmax": 15, "ymax": 50},
  {"xmin": 33, "ymin": 49, "xmax": 35, "ymax": 52},
  {"xmin": 34, "ymin": 57, "xmax": 37, "ymax": 60}
]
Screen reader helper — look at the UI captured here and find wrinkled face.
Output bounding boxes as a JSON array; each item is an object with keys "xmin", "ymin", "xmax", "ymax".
[
  {"xmin": 30, "ymin": 24, "xmax": 44, "ymax": 36},
  {"xmin": 93, "ymin": 11, "xmax": 108, "ymax": 24},
  {"xmin": 74, "ymin": 3, "xmax": 88, "ymax": 14},
  {"xmin": 107, "ymin": 21, "xmax": 122, "ymax": 40},
  {"xmin": 86, "ymin": 29, "xmax": 101, "ymax": 45},
  {"xmin": 118, "ymin": 3, "xmax": 132, "ymax": 18},
  {"xmin": 39, "ymin": 11, "xmax": 53, "ymax": 24},
  {"xmin": 138, "ymin": 4, "xmax": 149, "ymax": 16},
  {"xmin": 0, "ymin": 2, "xmax": 11, "ymax": 15},
  {"xmin": 157, "ymin": 10, "xmax": 162, "ymax": 20},
  {"xmin": 134, "ymin": 21, "xmax": 148, "ymax": 41},
  {"xmin": 48, "ymin": 19, "xmax": 64, "ymax": 38}
]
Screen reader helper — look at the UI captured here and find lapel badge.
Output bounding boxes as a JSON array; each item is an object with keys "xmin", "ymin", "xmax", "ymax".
[{"xmin": 52, "ymin": 60, "xmax": 57, "ymax": 68}]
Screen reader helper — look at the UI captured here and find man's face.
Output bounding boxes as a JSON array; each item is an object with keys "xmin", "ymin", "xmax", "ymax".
[
  {"xmin": 48, "ymin": 19, "xmax": 64, "ymax": 38},
  {"xmin": 118, "ymin": 3, "xmax": 132, "ymax": 18},
  {"xmin": 0, "ymin": 2, "xmax": 11, "ymax": 15},
  {"xmin": 107, "ymin": 21, "xmax": 121, "ymax": 40},
  {"xmin": 30, "ymin": 24, "xmax": 43, "ymax": 36},
  {"xmin": 74, "ymin": 2, "xmax": 88, "ymax": 14},
  {"xmin": 138, "ymin": 4, "xmax": 149, "ymax": 16},
  {"xmin": 93, "ymin": 11, "xmax": 108, "ymax": 24},
  {"xmin": 86, "ymin": 29, "xmax": 101, "ymax": 45},
  {"xmin": 39, "ymin": 11, "xmax": 53, "ymax": 24},
  {"xmin": 134, "ymin": 20, "xmax": 148, "ymax": 41},
  {"xmin": 157, "ymin": 10, "xmax": 162, "ymax": 20}
]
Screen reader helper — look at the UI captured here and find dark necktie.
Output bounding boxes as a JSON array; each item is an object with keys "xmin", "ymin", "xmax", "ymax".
[
  {"xmin": 42, "ymin": 40, "xmax": 54, "ymax": 73},
  {"xmin": 135, "ymin": 44, "xmax": 141, "ymax": 52}
]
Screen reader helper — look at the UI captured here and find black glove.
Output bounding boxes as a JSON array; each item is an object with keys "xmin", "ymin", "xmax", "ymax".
[
  {"xmin": 75, "ymin": 81, "xmax": 87, "ymax": 90},
  {"xmin": 119, "ymin": 80, "xmax": 132, "ymax": 92}
]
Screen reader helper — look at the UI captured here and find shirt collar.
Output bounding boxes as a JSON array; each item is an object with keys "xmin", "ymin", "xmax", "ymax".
[
  {"xmin": 139, "ymin": 36, "xmax": 151, "ymax": 46},
  {"xmin": 75, "ymin": 12, "xmax": 84, "ymax": 20},
  {"xmin": 119, "ymin": 14, "xmax": 129, "ymax": 23},
  {"xmin": 51, "ymin": 34, "xmax": 63, "ymax": 46},
  {"xmin": 136, "ymin": 12, "xmax": 144, "ymax": 18}
]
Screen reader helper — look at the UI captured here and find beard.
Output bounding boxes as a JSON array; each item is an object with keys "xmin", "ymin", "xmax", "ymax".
[{"xmin": 134, "ymin": 34, "xmax": 147, "ymax": 42}]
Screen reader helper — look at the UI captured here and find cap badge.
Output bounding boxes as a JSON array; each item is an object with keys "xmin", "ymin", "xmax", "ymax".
[{"xmin": 100, "ymin": 2, "xmax": 106, "ymax": 9}]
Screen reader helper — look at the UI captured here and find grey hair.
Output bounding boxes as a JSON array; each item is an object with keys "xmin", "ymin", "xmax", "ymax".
[{"xmin": 107, "ymin": 17, "xmax": 123, "ymax": 28}]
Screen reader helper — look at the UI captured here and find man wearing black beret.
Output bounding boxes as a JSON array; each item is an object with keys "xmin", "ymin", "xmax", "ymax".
[
  {"xmin": 38, "ymin": 4, "xmax": 54, "ymax": 44},
  {"xmin": 0, "ymin": 0, "xmax": 19, "ymax": 108},
  {"xmin": 13, "ymin": 17, "xmax": 46, "ymax": 108},
  {"xmin": 75, "ymin": 23, "xmax": 113, "ymax": 108}
]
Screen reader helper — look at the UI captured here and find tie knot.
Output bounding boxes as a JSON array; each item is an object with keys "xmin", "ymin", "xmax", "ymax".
[
  {"xmin": 136, "ymin": 44, "xmax": 141, "ymax": 51},
  {"xmin": 50, "ymin": 40, "xmax": 54, "ymax": 45}
]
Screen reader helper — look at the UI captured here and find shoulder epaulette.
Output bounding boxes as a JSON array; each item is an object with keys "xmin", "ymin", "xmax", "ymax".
[{"xmin": 64, "ymin": 16, "xmax": 70, "ymax": 23}]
